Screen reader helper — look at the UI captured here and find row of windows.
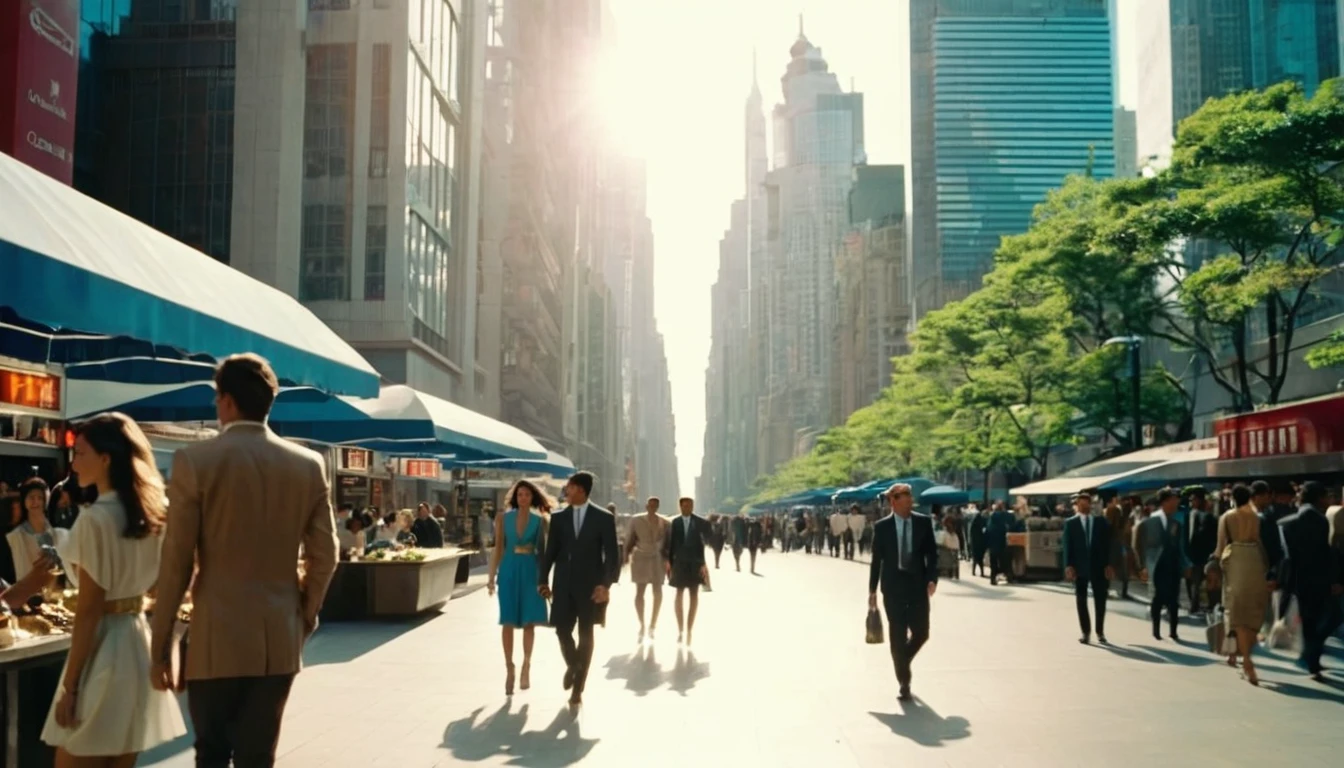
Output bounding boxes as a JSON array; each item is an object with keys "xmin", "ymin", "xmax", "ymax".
[
  {"xmin": 304, "ymin": 44, "xmax": 354, "ymax": 180},
  {"xmin": 409, "ymin": 0, "xmax": 461, "ymax": 104},
  {"xmin": 300, "ymin": 204, "xmax": 388, "ymax": 302}
]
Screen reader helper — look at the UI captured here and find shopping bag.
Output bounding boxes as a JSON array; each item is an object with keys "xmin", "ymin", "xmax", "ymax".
[
  {"xmin": 865, "ymin": 608, "xmax": 884, "ymax": 644},
  {"xmin": 1204, "ymin": 620, "xmax": 1225, "ymax": 654},
  {"xmin": 1267, "ymin": 593, "xmax": 1300, "ymax": 651}
]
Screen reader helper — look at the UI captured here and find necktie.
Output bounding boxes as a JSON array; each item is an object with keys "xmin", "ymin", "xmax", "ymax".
[
  {"xmin": 897, "ymin": 518, "xmax": 906, "ymax": 570},
  {"xmin": 574, "ymin": 505, "xmax": 584, "ymax": 536},
  {"xmin": 682, "ymin": 517, "xmax": 694, "ymax": 549},
  {"xmin": 1084, "ymin": 516, "xmax": 1091, "ymax": 548}
]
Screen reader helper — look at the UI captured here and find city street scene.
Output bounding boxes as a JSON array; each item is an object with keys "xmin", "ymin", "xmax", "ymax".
[{"xmin": 0, "ymin": 0, "xmax": 1342, "ymax": 767}]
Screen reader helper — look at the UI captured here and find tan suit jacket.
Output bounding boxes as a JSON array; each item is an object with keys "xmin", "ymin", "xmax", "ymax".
[{"xmin": 151, "ymin": 421, "xmax": 338, "ymax": 680}]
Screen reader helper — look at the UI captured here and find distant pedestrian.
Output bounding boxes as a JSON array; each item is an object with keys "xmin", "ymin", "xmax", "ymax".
[
  {"xmin": 664, "ymin": 498, "xmax": 710, "ymax": 646},
  {"xmin": 1135, "ymin": 488, "xmax": 1191, "ymax": 642},
  {"xmin": 986, "ymin": 501, "xmax": 1014, "ymax": 586},
  {"xmin": 1063, "ymin": 491, "xmax": 1113, "ymax": 644},
  {"xmin": 1210, "ymin": 483, "xmax": 1270, "ymax": 685},
  {"xmin": 626, "ymin": 497, "xmax": 668, "ymax": 640}
]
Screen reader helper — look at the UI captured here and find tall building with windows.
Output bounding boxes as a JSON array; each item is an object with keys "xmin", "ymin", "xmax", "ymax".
[
  {"xmin": 756, "ymin": 27, "xmax": 864, "ymax": 471},
  {"xmin": 910, "ymin": 0, "xmax": 1112, "ymax": 308},
  {"xmin": 1170, "ymin": 0, "xmax": 1341, "ymax": 129},
  {"xmin": 229, "ymin": 0, "xmax": 487, "ymax": 403}
]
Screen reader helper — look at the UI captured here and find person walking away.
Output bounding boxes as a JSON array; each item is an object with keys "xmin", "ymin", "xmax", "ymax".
[
  {"xmin": 538, "ymin": 471, "xmax": 619, "ymax": 708},
  {"xmin": 829, "ymin": 508, "xmax": 846, "ymax": 558},
  {"xmin": 846, "ymin": 504, "xmax": 864, "ymax": 561},
  {"xmin": 1273, "ymin": 481, "xmax": 1344, "ymax": 682},
  {"xmin": 664, "ymin": 498, "xmax": 710, "ymax": 646},
  {"xmin": 968, "ymin": 507, "xmax": 988, "ymax": 577},
  {"xmin": 1250, "ymin": 480, "xmax": 1290, "ymax": 628},
  {"xmin": 867, "ymin": 483, "xmax": 938, "ymax": 701},
  {"xmin": 936, "ymin": 515, "xmax": 961, "ymax": 580},
  {"xmin": 150, "ymin": 354, "xmax": 338, "ymax": 767},
  {"xmin": 813, "ymin": 512, "xmax": 826, "ymax": 555},
  {"xmin": 730, "ymin": 513, "xmax": 746, "ymax": 571},
  {"xmin": 986, "ymin": 501, "xmax": 1014, "ymax": 586},
  {"xmin": 1185, "ymin": 487, "xmax": 1218, "ymax": 613},
  {"xmin": 41, "ymin": 414, "xmax": 186, "ymax": 765},
  {"xmin": 709, "ymin": 515, "xmax": 726, "ymax": 569},
  {"xmin": 487, "ymin": 480, "xmax": 551, "ymax": 695},
  {"xmin": 1063, "ymin": 491, "xmax": 1113, "ymax": 644},
  {"xmin": 1208, "ymin": 484, "xmax": 1270, "ymax": 685},
  {"xmin": 1135, "ymin": 488, "xmax": 1191, "ymax": 642},
  {"xmin": 1104, "ymin": 497, "xmax": 1133, "ymax": 600},
  {"xmin": 747, "ymin": 515, "xmax": 763, "ymax": 574},
  {"xmin": 626, "ymin": 497, "xmax": 668, "ymax": 640}
]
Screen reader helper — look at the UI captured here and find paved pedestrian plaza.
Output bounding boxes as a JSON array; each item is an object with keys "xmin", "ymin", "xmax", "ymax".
[{"xmin": 140, "ymin": 551, "xmax": 1342, "ymax": 767}]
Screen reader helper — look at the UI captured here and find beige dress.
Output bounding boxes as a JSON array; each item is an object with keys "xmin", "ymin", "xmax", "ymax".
[
  {"xmin": 627, "ymin": 515, "xmax": 667, "ymax": 585},
  {"xmin": 1217, "ymin": 506, "xmax": 1269, "ymax": 633}
]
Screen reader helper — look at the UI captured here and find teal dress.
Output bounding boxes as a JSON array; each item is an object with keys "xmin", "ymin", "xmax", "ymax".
[{"xmin": 497, "ymin": 509, "xmax": 549, "ymax": 627}]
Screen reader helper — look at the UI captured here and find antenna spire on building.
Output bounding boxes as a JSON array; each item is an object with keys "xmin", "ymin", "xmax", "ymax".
[{"xmin": 798, "ymin": 13, "xmax": 804, "ymax": 37}]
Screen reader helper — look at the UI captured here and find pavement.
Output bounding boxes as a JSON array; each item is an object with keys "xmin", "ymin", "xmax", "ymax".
[{"xmin": 139, "ymin": 549, "xmax": 1342, "ymax": 768}]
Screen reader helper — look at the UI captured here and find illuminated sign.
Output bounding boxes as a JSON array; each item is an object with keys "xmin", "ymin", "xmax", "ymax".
[
  {"xmin": 339, "ymin": 447, "xmax": 371, "ymax": 472},
  {"xmin": 399, "ymin": 458, "xmax": 440, "ymax": 479},
  {"xmin": 0, "ymin": 368, "xmax": 61, "ymax": 413}
]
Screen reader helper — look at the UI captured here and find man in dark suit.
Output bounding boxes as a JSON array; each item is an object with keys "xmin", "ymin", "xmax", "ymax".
[
  {"xmin": 664, "ymin": 497, "xmax": 711, "ymax": 646},
  {"xmin": 867, "ymin": 483, "xmax": 939, "ymax": 700},
  {"xmin": 1135, "ymin": 488, "xmax": 1191, "ymax": 641},
  {"xmin": 1185, "ymin": 487, "xmax": 1219, "ymax": 613},
  {"xmin": 539, "ymin": 471, "xmax": 620, "ymax": 707},
  {"xmin": 1273, "ymin": 481, "xmax": 1344, "ymax": 681},
  {"xmin": 1063, "ymin": 491, "xmax": 1113, "ymax": 644},
  {"xmin": 985, "ymin": 501, "xmax": 1015, "ymax": 585}
]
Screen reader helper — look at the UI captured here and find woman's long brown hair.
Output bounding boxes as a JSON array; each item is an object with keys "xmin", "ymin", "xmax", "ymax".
[
  {"xmin": 506, "ymin": 479, "xmax": 553, "ymax": 514},
  {"xmin": 77, "ymin": 413, "xmax": 166, "ymax": 538}
]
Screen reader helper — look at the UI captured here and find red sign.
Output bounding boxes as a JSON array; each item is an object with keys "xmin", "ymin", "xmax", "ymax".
[
  {"xmin": 0, "ymin": 368, "xmax": 61, "ymax": 412},
  {"xmin": 399, "ymin": 458, "xmax": 440, "ymax": 479},
  {"xmin": 0, "ymin": 0, "xmax": 79, "ymax": 184},
  {"xmin": 1213, "ymin": 393, "xmax": 1344, "ymax": 460},
  {"xmin": 339, "ymin": 447, "xmax": 371, "ymax": 472}
]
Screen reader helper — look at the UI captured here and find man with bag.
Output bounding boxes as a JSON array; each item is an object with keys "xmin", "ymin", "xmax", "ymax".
[{"xmin": 867, "ymin": 483, "xmax": 938, "ymax": 701}]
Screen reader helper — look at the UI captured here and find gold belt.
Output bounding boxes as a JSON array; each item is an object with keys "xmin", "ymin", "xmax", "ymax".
[
  {"xmin": 105, "ymin": 596, "xmax": 146, "ymax": 615},
  {"xmin": 513, "ymin": 544, "xmax": 536, "ymax": 554}
]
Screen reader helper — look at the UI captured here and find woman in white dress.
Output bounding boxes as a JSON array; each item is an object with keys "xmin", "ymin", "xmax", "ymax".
[
  {"xmin": 41, "ymin": 412, "xmax": 186, "ymax": 767},
  {"xmin": 7, "ymin": 477, "xmax": 71, "ymax": 582}
]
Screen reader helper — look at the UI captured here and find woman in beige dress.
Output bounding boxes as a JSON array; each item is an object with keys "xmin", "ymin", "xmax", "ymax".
[
  {"xmin": 1210, "ymin": 483, "xmax": 1270, "ymax": 686},
  {"xmin": 625, "ymin": 497, "xmax": 668, "ymax": 641}
]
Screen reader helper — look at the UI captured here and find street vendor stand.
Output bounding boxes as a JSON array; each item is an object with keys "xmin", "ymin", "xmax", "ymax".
[
  {"xmin": 321, "ymin": 548, "xmax": 476, "ymax": 621},
  {"xmin": 0, "ymin": 635, "xmax": 69, "ymax": 768}
]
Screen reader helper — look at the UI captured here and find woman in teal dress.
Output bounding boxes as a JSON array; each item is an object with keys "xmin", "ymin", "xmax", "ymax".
[{"xmin": 487, "ymin": 479, "xmax": 551, "ymax": 695}]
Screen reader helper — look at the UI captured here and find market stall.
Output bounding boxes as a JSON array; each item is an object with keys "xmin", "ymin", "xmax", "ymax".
[
  {"xmin": 0, "ymin": 362, "xmax": 65, "ymax": 489},
  {"xmin": 0, "ymin": 634, "xmax": 68, "ymax": 768},
  {"xmin": 320, "ymin": 548, "xmax": 476, "ymax": 621}
]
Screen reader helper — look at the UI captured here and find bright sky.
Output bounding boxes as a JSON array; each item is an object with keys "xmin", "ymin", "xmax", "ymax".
[{"xmin": 603, "ymin": 0, "xmax": 908, "ymax": 496}]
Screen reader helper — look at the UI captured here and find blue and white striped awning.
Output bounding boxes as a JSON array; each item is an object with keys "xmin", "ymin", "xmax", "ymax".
[{"xmin": 0, "ymin": 153, "xmax": 379, "ymax": 396}]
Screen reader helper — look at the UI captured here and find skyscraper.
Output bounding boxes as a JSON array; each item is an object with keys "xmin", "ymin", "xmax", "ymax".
[
  {"xmin": 757, "ymin": 25, "xmax": 863, "ymax": 470},
  {"xmin": 910, "ymin": 0, "xmax": 1112, "ymax": 308},
  {"xmin": 1170, "ymin": 0, "xmax": 1341, "ymax": 130}
]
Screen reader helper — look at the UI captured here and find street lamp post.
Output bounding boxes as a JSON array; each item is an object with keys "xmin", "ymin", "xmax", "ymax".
[{"xmin": 1104, "ymin": 336, "xmax": 1143, "ymax": 451}]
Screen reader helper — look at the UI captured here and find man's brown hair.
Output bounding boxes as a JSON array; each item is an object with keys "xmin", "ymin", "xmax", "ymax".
[{"xmin": 215, "ymin": 353, "xmax": 279, "ymax": 421}]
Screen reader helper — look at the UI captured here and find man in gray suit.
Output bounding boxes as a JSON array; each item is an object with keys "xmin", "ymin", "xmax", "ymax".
[
  {"xmin": 151, "ymin": 354, "xmax": 339, "ymax": 767},
  {"xmin": 1134, "ymin": 488, "xmax": 1192, "ymax": 641}
]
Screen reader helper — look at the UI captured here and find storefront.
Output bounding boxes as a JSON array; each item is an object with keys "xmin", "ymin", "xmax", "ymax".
[
  {"xmin": 0, "ymin": 361, "xmax": 66, "ymax": 489},
  {"xmin": 333, "ymin": 447, "xmax": 391, "ymax": 512},
  {"xmin": 1208, "ymin": 392, "xmax": 1344, "ymax": 488}
]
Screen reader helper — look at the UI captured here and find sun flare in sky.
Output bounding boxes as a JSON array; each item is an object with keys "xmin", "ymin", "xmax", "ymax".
[{"xmin": 600, "ymin": 0, "xmax": 909, "ymax": 498}]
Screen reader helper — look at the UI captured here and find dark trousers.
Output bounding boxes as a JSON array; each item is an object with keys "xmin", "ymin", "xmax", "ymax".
[
  {"xmin": 712, "ymin": 544, "xmax": 723, "ymax": 568},
  {"xmin": 1186, "ymin": 555, "xmax": 1211, "ymax": 612},
  {"xmin": 843, "ymin": 532, "xmax": 855, "ymax": 560},
  {"xmin": 829, "ymin": 533, "xmax": 840, "ymax": 557},
  {"xmin": 989, "ymin": 546, "xmax": 1007, "ymax": 583},
  {"xmin": 1151, "ymin": 575, "xmax": 1180, "ymax": 636},
  {"xmin": 188, "ymin": 674, "xmax": 296, "ymax": 768},
  {"xmin": 883, "ymin": 582, "xmax": 930, "ymax": 688},
  {"xmin": 1075, "ymin": 575, "xmax": 1108, "ymax": 637},
  {"xmin": 1296, "ymin": 591, "xmax": 1338, "ymax": 674},
  {"xmin": 554, "ymin": 598, "xmax": 597, "ymax": 695}
]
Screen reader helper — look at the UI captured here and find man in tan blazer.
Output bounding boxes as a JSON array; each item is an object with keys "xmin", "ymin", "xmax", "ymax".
[{"xmin": 150, "ymin": 353, "xmax": 338, "ymax": 767}]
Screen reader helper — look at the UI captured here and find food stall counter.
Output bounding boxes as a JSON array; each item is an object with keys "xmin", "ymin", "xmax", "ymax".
[
  {"xmin": 321, "ymin": 548, "xmax": 478, "ymax": 621},
  {"xmin": 1, "ymin": 634, "xmax": 71, "ymax": 768}
]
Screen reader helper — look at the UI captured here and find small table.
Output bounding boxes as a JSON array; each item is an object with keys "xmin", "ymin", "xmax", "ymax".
[{"xmin": 0, "ymin": 634, "xmax": 71, "ymax": 768}]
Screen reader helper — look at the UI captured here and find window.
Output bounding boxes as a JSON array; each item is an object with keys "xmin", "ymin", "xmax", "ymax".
[
  {"xmin": 308, "ymin": 0, "xmax": 350, "ymax": 9},
  {"xmin": 301, "ymin": 204, "xmax": 350, "ymax": 301},
  {"xmin": 364, "ymin": 206, "xmax": 387, "ymax": 300},
  {"xmin": 304, "ymin": 45, "xmax": 354, "ymax": 179},
  {"xmin": 369, "ymin": 44, "xmax": 390, "ymax": 177}
]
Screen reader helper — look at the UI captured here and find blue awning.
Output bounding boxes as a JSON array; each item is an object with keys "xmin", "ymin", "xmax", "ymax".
[
  {"xmin": 919, "ymin": 485, "xmax": 970, "ymax": 506},
  {"xmin": 0, "ymin": 153, "xmax": 379, "ymax": 396},
  {"xmin": 64, "ymin": 380, "xmax": 366, "ymax": 424},
  {"xmin": 279, "ymin": 385, "xmax": 547, "ymax": 462},
  {"xmin": 448, "ymin": 450, "xmax": 576, "ymax": 479}
]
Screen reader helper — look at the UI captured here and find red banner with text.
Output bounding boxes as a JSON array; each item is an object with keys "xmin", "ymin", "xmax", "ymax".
[{"xmin": 1, "ymin": 0, "xmax": 79, "ymax": 184}]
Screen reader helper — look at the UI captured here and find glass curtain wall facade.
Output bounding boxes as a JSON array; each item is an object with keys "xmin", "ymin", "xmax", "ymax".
[{"xmin": 76, "ymin": 0, "xmax": 237, "ymax": 262}]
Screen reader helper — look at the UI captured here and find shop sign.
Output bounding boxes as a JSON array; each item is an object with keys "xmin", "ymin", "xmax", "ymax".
[
  {"xmin": 0, "ymin": 368, "xmax": 61, "ymax": 413},
  {"xmin": 339, "ymin": 447, "xmax": 371, "ymax": 472},
  {"xmin": 1, "ymin": 1, "xmax": 80, "ymax": 184},
  {"xmin": 399, "ymin": 458, "xmax": 440, "ymax": 479},
  {"xmin": 1214, "ymin": 393, "xmax": 1344, "ymax": 460}
]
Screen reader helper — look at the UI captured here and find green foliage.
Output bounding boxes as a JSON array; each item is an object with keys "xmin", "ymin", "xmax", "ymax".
[{"xmin": 747, "ymin": 80, "xmax": 1344, "ymax": 503}]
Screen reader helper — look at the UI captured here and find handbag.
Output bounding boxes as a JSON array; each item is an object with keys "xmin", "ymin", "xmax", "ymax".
[
  {"xmin": 1267, "ymin": 593, "xmax": 1301, "ymax": 651},
  {"xmin": 865, "ymin": 608, "xmax": 884, "ymax": 644}
]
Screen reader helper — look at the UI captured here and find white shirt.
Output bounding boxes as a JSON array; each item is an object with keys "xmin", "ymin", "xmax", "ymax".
[
  {"xmin": 893, "ymin": 514, "xmax": 911, "ymax": 569},
  {"xmin": 679, "ymin": 515, "xmax": 695, "ymax": 537},
  {"xmin": 573, "ymin": 502, "xmax": 591, "ymax": 535},
  {"xmin": 829, "ymin": 513, "xmax": 847, "ymax": 536},
  {"xmin": 1077, "ymin": 514, "xmax": 1093, "ymax": 547},
  {"xmin": 848, "ymin": 513, "xmax": 866, "ymax": 536}
]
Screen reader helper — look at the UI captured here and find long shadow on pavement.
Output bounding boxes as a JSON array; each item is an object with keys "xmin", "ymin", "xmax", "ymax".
[
  {"xmin": 304, "ymin": 614, "xmax": 439, "ymax": 666},
  {"xmin": 667, "ymin": 648, "xmax": 710, "ymax": 696},
  {"xmin": 869, "ymin": 700, "xmax": 971, "ymax": 747},
  {"xmin": 442, "ymin": 702, "xmax": 599, "ymax": 766},
  {"xmin": 942, "ymin": 578, "xmax": 1026, "ymax": 601},
  {"xmin": 603, "ymin": 645, "xmax": 665, "ymax": 696}
]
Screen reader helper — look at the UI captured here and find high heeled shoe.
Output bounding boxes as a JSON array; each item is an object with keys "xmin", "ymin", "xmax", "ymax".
[
  {"xmin": 519, "ymin": 661, "xmax": 531, "ymax": 691},
  {"xmin": 505, "ymin": 663, "xmax": 516, "ymax": 696},
  {"xmin": 1242, "ymin": 665, "xmax": 1259, "ymax": 686}
]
